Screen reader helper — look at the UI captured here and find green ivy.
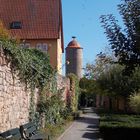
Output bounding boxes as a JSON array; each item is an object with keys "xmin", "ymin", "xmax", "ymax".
[
  {"xmin": 0, "ymin": 28, "xmax": 77, "ymax": 129},
  {"xmin": 0, "ymin": 39, "xmax": 53, "ymax": 90},
  {"xmin": 67, "ymin": 73, "xmax": 80, "ymax": 113},
  {"xmin": 0, "ymin": 35, "xmax": 56, "ymax": 126}
]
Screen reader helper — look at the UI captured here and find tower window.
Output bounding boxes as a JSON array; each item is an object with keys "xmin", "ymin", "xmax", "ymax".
[{"xmin": 10, "ymin": 21, "xmax": 22, "ymax": 29}]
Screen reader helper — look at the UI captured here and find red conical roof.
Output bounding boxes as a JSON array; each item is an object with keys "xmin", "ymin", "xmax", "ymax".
[{"xmin": 67, "ymin": 37, "xmax": 81, "ymax": 48}]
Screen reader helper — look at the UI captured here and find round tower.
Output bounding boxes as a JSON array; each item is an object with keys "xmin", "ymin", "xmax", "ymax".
[{"xmin": 66, "ymin": 37, "xmax": 83, "ymax": 79}]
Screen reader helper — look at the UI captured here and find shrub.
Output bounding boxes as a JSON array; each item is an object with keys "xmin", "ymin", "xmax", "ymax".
[
  {"xmin": 129, "ymin": 92, "xmax": 140, "ymax": 114},
  {"xmin": 99, "ymin": 114, "xmax": 140, "ymax": 140},
  {"xmin": 100, "ymin": 114, "xmax": 140, "ymax": 128}
]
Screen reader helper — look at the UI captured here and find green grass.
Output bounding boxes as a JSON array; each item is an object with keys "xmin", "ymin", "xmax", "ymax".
[
  {"xmin": 41, "ymin": 110, "xmax": 82, "ymax": 140},
  {"xmin": 100, "ymin": 114, "xmax": 140, "ymax": 128},
  {"xmin": 42, "ymin": 115, "xmax": 74, "ymax": 140},
  {"xmin": 99, "ymin": 114, "xmax": 140, "ymax": 140}
]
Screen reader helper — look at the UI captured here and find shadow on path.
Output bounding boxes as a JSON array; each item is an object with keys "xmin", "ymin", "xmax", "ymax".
[
  {"xmin": 80, "ymin": 108, "xmax": 101, "ymax": 139},
  {"xmin": 77, "ymin": 116, "xmax": 100, "ymax": 125},
  {"xmin": 58, "ymin": 107, "xmax": 102, "ymax": 140}
]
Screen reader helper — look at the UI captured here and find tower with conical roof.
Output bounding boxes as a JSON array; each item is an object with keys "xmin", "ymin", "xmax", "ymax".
[{"xmin": 66, "ymin": 37, "xmax": 83, "ymax": 79}]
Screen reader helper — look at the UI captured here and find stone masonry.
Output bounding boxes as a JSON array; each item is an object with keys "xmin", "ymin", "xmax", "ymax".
[
  {"xmin": 0, "ymin": 53, "xmax": 32, "ymax": 132},
  {"xmin": 57, "ymin": 74, "xmax": 70, "ymax": 102},
  {"xmin": 0, "ymin": 53, "xmax": 71, "ymax": 132}
]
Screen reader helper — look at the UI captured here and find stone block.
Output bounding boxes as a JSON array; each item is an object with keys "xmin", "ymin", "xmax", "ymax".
[
  {"xmin": 0, "ymin": 85, "xmax": 3, "ymax": 91},
  {"xmin": 0, "ymin": 63, "xmax": 45, "ymax": 132},
  {"xmin": 3, "ymin": 86, "xmax": 8, "ymax": 92},
  {"xmin": 0, "ymin": 57, "xmax": 3, "ymax": 65},
  {"xmin": 0, "ymin": 77, "xmax": 3, "ymax": 85}
]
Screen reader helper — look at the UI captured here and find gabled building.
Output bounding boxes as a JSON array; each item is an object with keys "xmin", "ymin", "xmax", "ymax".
[{"xmin": 0, "ymin": 0, "xmax": 64, "ymax": 73}]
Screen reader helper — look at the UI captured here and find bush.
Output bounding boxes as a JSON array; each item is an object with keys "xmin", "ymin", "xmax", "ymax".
[
  {"xmin": 73, "ymin": 110, "xmax": 82, "ymax": 119},
  {"xmin": 43, "ymin": 115, "xmax": 74, "ymax": 140},
  {"xmin": 60, "ymin": 107, "xmax": 72, "ymax": 120},
  {"xmin": 129, "ymin": 92, "xmax": 140, "ymax": 114},
  {"xmin": 100, "ymin": 127, "xmax": 140, "ymax": 140},
  {"xmin": 99, "ymin": 114, "xmax": 140, "ymax": 140}
]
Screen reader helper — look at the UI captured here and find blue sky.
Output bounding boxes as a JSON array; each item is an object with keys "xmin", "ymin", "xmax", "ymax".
[{"xmin": 62, "ymin": 0, "xmax": 123, "ymax": 68}]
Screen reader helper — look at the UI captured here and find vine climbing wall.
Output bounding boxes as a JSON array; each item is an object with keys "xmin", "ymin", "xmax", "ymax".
[{"xmin": 0, "ymin": 52, "xmax": 71, "ymax": 132}]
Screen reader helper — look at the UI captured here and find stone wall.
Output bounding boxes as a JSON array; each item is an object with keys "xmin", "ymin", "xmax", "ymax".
[
  {"xmin": 57, "ymin": 74, "xmax": 70, "ymax": 102},
  {"xmin": 0, "ymin": 53, "xmax": 37, "ymax": 132},
  {"xmin": 0, "ymin": 53, "xmax": 71, "ymax": 132},
  {"xmin": 96, "ymin": 95, "xmax": 127, "ymax": 112}
]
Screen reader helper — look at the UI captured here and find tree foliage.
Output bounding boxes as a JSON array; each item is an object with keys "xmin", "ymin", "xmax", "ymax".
[
  {"xmin": 80, "ymin": 77, "xmax": 96, "ymax": 93},
  {"xmin": 129, "ymin": 91, "xmax": 140, "ymax": 114},
  {"xmin": 97, "ymin": 65, "xmax": 130, "ymax": 97},
  {"xmin": 84, "ymin": 50, "xmax": 114, "ymax": 80},
  {"xmin": 84, "ymin": 48, "xmax": 140, "ymax": 98},
  {"xmin": 79, "ymin": 77, "xmax": 97, "ymax": 106},
  {"xmin": 100, "ymin": 0, "xmax": 140, "ymax": 74}
]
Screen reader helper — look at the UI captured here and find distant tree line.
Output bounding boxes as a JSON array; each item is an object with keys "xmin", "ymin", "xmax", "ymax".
[{"xmin": 80, "ymin": 0, "xmax": 140, "ymax": 112}]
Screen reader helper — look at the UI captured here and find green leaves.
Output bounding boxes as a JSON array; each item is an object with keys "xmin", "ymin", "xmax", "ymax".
[
  {"xmin": 84, "ymin": 51, "xmax": 140, "ymax": 98},
  {"xmin": 100, "ymin": 0, "xmax": 140, "ymax": 74},
  {"xmin": 67, "ymin": 74, "xmax": 80, "ymax": 112},
  {"xmin": 129, "ymin": 91, "xmax": 140, "ymax": 114},
  {"xmin": 0, "ymin": 39, "xmax": 53, "ymax": 90},
  {"xmin": 100, "ymin": 114, "xmax": 140, "ymax": 128}
]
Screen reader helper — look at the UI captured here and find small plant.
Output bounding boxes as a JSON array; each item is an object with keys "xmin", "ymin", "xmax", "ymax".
[{"xmin": 129, "ymin": 91, "xmax": 140, "ymax": 114}]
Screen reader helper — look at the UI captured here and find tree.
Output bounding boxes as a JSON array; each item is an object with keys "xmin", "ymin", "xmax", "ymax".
[
  {"xmin": 84, "ymin": 48, "xmax": 114, "ymax": 80},
  {"xmin": 81, "ymin": 49, "xmax": 116, "ymax": 107},
  {"xmin": 100, "ymin": 0, "xmax": 140, "ymax": 74},
  {"xmin": 79, "ymin": 77, "xmax": 96, "ymax": 107},
  {"xmin": 83, "ymin": 48, "xmax": 140, "ymax": 98},
  {"xmin": 96, "ymin": 64, "xmax": 133, "ymax": 97}
]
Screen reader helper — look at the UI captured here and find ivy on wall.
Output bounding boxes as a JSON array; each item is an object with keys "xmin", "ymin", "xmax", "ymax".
[
  {"xmin": 0, "ymin": 21, "xmax": 57, "ymax": 126},
  {"xmin": 67, "ymin": 73, "xmax": 80, "ymax": 112},
  {"xmin": 0, "ymin": 22, "xmax": 81, "ymax": 129},
  {"xmin": 2, "ymin": 44, "xmax": 53, "ymax": 89}
]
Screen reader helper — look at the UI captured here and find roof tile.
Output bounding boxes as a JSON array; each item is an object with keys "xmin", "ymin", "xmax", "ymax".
[{"xmin": 0, "ymin": 0, "xmax": 61, "ymax": 39}]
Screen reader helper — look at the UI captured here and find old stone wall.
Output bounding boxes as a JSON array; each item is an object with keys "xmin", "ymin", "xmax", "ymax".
[
  {"xmin": 57, "ymin": 74, "xmax": 70, "ymax": 102},
  {"xmin": 0, "ymin": 53, "xmax": 38, "ymax": 132},
  {"xmin": 0, "ymin": 54, "xmax": 71, "ymax": 132}
]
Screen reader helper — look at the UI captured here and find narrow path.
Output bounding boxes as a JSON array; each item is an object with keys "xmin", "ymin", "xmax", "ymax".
[{"xmin": 58, "ymin": 107, "xmax": 102, "ymax": 140}]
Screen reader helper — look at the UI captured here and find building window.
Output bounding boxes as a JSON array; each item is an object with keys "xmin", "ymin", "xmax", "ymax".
[
  {"xmin": 20, "ymin": 43, "xmax": 24, "ymax": 48},
  {"xmin": 20, "ymin": 43, "xmax": 30, "ymax": 48},
  {"xmin": 25, "ymin": 43, "xmax": 30, "ymax": 48},
  {"xmin": 36, "ymin": 43, "xmax": 48, "ymax": 52},
  {"xmin": 10, "ymin": 21, "xmax": 22, "ymax": 29},
  {"xmin": 36, "ymin": 43, "xmax": 42, "ymax": 49}
]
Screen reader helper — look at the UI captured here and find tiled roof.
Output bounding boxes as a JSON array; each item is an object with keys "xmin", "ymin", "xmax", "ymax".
[
  {"xmin": 67, "ymin": 38, "xmax": 81, "ymax": 48},
  {"xmin": 0, "ymin": 0, "xmax": 64, "ymax": 51}
]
